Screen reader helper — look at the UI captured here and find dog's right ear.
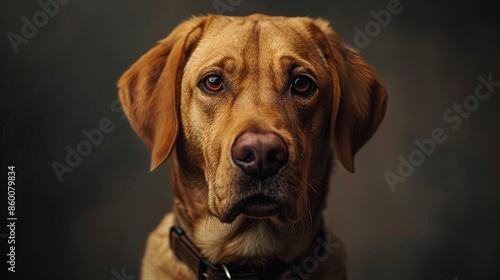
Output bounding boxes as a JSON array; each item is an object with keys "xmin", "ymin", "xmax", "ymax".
[{"xmin": 118, "ymin": 16, "xmax": 208, "ymax": 171}]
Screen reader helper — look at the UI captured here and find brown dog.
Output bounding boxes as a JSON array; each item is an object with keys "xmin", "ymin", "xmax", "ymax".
[{"xmin": 118, "ymin": 14, "xmax": 387, "ymax": 280}]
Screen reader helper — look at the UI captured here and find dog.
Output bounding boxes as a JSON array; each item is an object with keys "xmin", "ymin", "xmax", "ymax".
[{"xmin": 118, "ymin": 14, "xmax": 387, "ymax": 280}]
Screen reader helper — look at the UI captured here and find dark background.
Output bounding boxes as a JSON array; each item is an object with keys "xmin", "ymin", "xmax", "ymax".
[{"xmin": 1, "ymin": 0, "xmax": 499, "ymax": 279}]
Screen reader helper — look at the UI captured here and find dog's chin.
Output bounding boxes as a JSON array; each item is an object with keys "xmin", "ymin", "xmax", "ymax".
[{"xmin": 217, "ymin": 194, "xmax": 297, "ymax": 224}]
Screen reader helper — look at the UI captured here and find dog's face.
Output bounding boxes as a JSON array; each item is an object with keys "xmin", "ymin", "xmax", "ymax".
[
  {"xmin": 119, "ymin": 14, "xmax": 387, "ymax": 265},
  {"xmin": 181, "ymin": 16, "xmax": 335, "ymax": 226}
]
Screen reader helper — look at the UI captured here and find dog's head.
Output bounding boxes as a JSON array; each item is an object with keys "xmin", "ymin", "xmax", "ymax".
[{"xmin": 119, "ymin": 14, "xmax": 387, "ymax": 265}]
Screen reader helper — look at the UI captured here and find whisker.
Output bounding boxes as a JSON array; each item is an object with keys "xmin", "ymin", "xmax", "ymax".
[{"xmin": 307, "ymin": 181, "xmax": 318, "ymax": 194}]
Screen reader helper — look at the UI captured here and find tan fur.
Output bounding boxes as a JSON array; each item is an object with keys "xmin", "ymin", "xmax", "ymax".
[{"xmin": 118, "ymin": 14, "xmax": 387, "ymax": 280}]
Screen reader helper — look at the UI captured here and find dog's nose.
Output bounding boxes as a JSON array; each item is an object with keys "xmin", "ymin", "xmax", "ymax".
[{"xmin": 232, "ymin": 131, "xmax": 288, "ymax": 178}]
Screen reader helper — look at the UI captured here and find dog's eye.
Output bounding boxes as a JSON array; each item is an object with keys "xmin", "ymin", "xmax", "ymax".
[
  {"xmin": 291, "ymin": 75, "xmax": 316, "ymax": 96},
  {"xmin": 201, "ymin": 74, "xmax": 224, "ymax": 93}
]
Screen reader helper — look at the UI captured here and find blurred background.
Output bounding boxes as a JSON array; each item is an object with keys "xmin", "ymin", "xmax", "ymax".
[{"xmin": 1, "ymin": 0, "xmax": 499, "ymax": 279}]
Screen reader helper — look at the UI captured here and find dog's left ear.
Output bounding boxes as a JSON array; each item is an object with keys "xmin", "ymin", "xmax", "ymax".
[
  {"xmin": 118, "ymin": 16, "xmax": 208, "ymax": 170},
  {"xmin": 311, "ymin": 18, "xmax": 388, "ymax": 173}
]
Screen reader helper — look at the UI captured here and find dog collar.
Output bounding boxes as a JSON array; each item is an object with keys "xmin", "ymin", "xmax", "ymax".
[{"xmin": 170, "ymin": 225, "xmax": 323, "ymax": 280}]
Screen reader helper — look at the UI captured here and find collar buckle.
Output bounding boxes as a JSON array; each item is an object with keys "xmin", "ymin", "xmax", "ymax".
[
  {"xmin": 221, "ymin": 264, "xmax": 232, "ymax": 279},
  {"xmin": 198, "ymin": 257, "xmax": 224, "ymax": 279}
]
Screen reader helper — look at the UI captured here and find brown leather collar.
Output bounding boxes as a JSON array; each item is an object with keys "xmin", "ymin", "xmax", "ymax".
[{"xmin": 170, "ymin": 225, "xmax": 325, "ymax": 280}]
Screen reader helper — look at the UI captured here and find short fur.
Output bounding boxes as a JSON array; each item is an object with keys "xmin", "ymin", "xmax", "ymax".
[{"xmin": 118, "ymin": 14, "xmax": 388, "ymax": 280}]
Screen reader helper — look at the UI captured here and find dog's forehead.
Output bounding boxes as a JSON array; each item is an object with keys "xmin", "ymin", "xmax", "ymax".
[
  {"xmin": 188, "ymin": 15, "xmax": 323, "ymax": 68},
  {"xmin": 204, "ymin": 15, "xmax": 307, "ymax": 42}
]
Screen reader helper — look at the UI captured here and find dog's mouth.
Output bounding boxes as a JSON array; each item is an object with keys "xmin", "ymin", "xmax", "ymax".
[{"xmin": 219, "ymin": 194, "xmax": 283, "ymax": 223}]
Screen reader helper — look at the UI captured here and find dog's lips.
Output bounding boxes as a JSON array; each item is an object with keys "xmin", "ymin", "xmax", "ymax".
[
  {"xmin": 241, "ymin": 198, "xmax": 280, "ymax": 218},
  {"xmin": 220, "ymin": 194, "xmax": 282, "ymax": 223}
]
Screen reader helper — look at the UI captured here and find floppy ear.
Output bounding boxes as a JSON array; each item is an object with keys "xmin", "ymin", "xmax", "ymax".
[
  {"xmin": 118, "ymin": 16, "xmax": 208, "ymax": 170},
  {"xmin": 312, "ymin": 18, "xmax": 388, "ymax": 173}
]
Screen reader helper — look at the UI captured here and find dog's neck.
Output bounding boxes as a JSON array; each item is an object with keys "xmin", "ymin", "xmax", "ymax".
[{"xmin": 170, "ymin": 214, "xmax": 328, "ymax": 280}]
